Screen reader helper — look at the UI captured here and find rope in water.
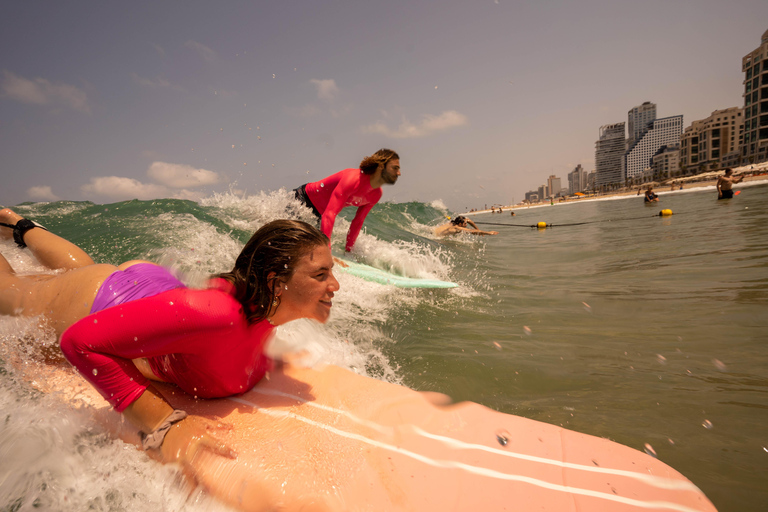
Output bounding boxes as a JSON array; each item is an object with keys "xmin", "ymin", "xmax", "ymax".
[{"xmin": 474, "ymin": 211, "xmax": 685, "ymax": 229}]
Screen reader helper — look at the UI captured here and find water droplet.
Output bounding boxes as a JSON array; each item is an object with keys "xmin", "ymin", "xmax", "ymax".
[
  {"xmin": 523, "ymin": 326, "xmax": 532, "ymax": 335},
  {"xmin": 93, "ymin": 319, "xmax": 98, "ymax": 324},
  {"xmin": 712, "ymin": 359, "xmax": 727, "ymax": 371},
  {"xmin": 656, "ymin": 354, "xmax": 667, "ymax": 364},
  {"xmin": 169, "ymin": 301, "xmax": 174, "ymax": 306},
  {"xmin": 284, "ymin": 264, "xmax": 288, "ymax": 268},
  {"xmin": 320, "ymin": 182, "xmax": 324, "ymax": 187},
  {"xmin": 495, "ymin": 429, "xmax": 510, "ymax": 446},
  {"xmin": 702, "ymin": 419, "xmax": 713, "ymax": 429},
  {"xmin": 92, "ymin": 369, "xmax": 98, "ymax": 376},
  {"xmin": 644, "ymin": 443, "xmax": 657, "ymax": 457},
  {"xmin": 493, "ymin": 342, "xmax": 502, "ymax": 351}
]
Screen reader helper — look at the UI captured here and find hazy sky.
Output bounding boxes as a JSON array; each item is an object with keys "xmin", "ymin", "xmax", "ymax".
[{"xmin": 2, "ymin": 1, "xmax": 766, "ymax": 211}]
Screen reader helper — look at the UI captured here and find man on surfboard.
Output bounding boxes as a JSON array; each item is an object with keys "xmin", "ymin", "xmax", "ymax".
[
  {"xmin": 293, "ymin": 149, "xmax": 400, "ymax": 252},
  {"xmin": 716, "ymin": 168, "xmax": 743, "ymax": 199},
  {"xmin": 435, "ymin": 216, "xmax": 498, "ymax": 236}
]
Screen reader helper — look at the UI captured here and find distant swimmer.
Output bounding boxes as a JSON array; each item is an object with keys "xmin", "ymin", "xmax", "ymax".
[
  {"xmin": 435, "ymin": 216, "xmax": 498, "ymax": 236},
  {"xmin": 644, "ymin": 186, "xmax": 659, "ymax": 203},
  {"xmin": 293, "ymin": 149, "xmax": 400, "ymax": 252},
  {"xmin": 717, "ymin": 168, "xmax": 744, "ymax": 199}
]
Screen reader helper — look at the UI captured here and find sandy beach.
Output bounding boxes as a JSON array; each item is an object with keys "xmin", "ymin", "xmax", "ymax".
[{"xmin": 464, "ymin": 168, "xmax": 768, "ymax": 216}]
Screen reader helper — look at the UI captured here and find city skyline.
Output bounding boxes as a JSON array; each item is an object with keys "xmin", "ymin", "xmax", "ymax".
[{"xmin": 1, "ymin": 2, "xmax": 767, "ymax": 212}]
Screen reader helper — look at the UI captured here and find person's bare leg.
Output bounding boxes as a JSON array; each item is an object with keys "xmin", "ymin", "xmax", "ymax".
[{"xmin": 0, "ymin": 208, "xmax": 94, "ymax": 270}]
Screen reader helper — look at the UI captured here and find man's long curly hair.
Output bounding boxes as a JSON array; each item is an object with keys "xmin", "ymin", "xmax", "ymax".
[{"xmin": 359, "ymin": 148, "xmax": 399, "ymax": 175}]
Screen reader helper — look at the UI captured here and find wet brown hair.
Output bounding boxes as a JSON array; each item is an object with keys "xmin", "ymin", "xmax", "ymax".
[
  {"xmin": 216, "ymin": 219, "xmax": 329, "ymax": 323},
  {"xmin": 359, "ymin": 148, "xmax": 399, "ymax": 175}
]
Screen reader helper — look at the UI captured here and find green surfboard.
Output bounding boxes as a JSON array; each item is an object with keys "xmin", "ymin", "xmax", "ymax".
[{"xmin": 336, "ymin": 259, "xmax": 458, "ymax": 289}]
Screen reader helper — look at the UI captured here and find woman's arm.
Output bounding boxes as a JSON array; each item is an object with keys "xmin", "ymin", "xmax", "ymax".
[{"xmin": 59, "ymin": 287, "xmax": 234, "ymax": 411}]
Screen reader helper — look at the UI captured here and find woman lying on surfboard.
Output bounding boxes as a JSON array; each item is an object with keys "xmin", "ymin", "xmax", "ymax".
[{"xmin": 0, "ymin": 208, "xmax": 339, "ymax": 469}]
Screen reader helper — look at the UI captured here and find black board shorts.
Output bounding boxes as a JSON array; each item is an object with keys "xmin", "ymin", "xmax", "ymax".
[
  {"xmin": 718, "ymin": 189, "xmax": 734, "ymax": 200},
  {"xmin": 293, "ymin": 184, "xmax": 322, "ymax": 220}
]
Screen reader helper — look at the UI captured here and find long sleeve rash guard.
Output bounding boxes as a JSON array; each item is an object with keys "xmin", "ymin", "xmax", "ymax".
[
  {"xmin": 59, "ymin": 279, "xmax": 273, "ymax": 412},
  {"xmin": 305, "ymin": 169, "xmax": 382, "ymax": 252}
]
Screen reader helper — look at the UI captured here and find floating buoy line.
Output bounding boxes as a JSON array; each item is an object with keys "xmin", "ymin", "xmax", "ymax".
[{"xmin": 473, "ymin": 210, "xmax": 678, "ymax": 229}]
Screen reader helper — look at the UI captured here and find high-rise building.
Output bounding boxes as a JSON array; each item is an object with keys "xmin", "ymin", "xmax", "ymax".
[
  {"xmin": 628, "ymin": 102, "xmax": 657, "ymax": 145},
  {"xmin": 624, "ymin": 115, "xmax": 683, "ymax": 180},
  {"xmin": 547, "ymin": 175, "xmax": 562, "ymax": 197},
  {"xmin": 680, "ymin": 107, "xmax": 743, "ymax": 173},
  {"xmin": 538, "ymin": 184, "xmax": 549, "ymax": 200},
  {"xmin": 741, "ymin": 29, "xmax": 768, "ymax": 165},
  {"xmin": 651, "ymin": 144, "xmax": 680, "ymax": 181},
  {"xmin": 567, "ymin": 164, "xmax": 588, "ymax": 194},
  {"xmin": 595, "ymin": 122, "xmax": 625, "ymax": 187}
]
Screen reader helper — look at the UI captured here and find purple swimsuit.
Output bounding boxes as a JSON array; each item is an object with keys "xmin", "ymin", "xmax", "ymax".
[{"xmin": 90, "ymin": 263, "xmax": 185, "ymax": 314}]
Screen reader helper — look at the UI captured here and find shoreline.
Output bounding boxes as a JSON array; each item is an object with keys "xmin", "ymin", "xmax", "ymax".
[{"xmin": 463, "ymin": 173, "xmax": 768, "ymax": 216}]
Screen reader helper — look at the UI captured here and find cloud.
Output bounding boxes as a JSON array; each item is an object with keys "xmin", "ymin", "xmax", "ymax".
[
  {"xmin": 131, "ymin": 73, "xmax": 182, "ymax": 90},
  {"xmin": 151, "ymin": 43, "xmax": 166, "ymax": 58},
  {"xmin": 284, "ymin": 104, "xmax": 322, "ymax": 117},
  {"xmin": 27, "ymin": 186, "xmax": 60, "ymax": 202},
  {"xmin": 81, "ymin": 176, "xmax": 211, "ymax": 201},
  {"xmin": 80, "ymin": 161, "xmax": 221, "ymax": 201},
  {"xmin": 1, "ymin": 70, "xmax": 90, "ymax": 113},
  {"xmin": 81, "ymin": 176, "xmax": 169, "ymax": 200},
  {"xmin": 310, "ymin": 79, "xmax": 339, "ymax": 101},
  {"xmin": 185, "ymin": 40, "xmax": 217, "ymax": 62},
  {"xmin": 147, "ymin": 161, "xmax": 220, "ymax": 188},
  {"xmin": 362, "ymin": 110, "xmax": 467, "ymax": 139}
]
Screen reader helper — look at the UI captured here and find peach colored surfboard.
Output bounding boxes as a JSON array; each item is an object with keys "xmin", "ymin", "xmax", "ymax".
[{"xmin": 30, "ymin": 362, "xmax": 716, "ymax": 512}]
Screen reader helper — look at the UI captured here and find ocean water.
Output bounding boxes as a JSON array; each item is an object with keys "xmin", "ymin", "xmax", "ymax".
[{"xmin": 1, "ymin": 182, "xmax": 767, "ymax": 511}]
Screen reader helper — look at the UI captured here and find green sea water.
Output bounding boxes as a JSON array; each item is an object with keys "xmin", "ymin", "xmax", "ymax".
[{"xmin": 1, "ymin": 181, "xmax": 767, "ymax": 511}]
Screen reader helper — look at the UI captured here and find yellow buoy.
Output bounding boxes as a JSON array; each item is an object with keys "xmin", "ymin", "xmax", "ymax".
[
  {"xmin": 537, "ymin": 221, "xmax": 547, "ymax": 229},
  {"xmin": 659, "ymin": 209, "xmax": 673, "ymax": 217}
]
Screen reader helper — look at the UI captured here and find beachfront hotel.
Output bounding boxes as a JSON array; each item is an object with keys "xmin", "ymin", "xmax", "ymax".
[
  {"xmin": 567, "ymin": 164, "xmax": 589, "ymax": 194},
  {"xmin": 741, "ymin": 29, "xmax": 768, "ymax": 165},
  {"xmin": 624, "ymin": 115, "xmax": 683, "ymax": 180},
  {"xmin": 547, "ymin": 175, "xmax": 562, "ymax": 197},
  {"xmin": 627, "ymin": 102, "xmax": 657, "ymax": 146},
  {"xmin": 680, "ymin": 107, "xmax": 743, "ymax": 173},
  {"xmin": 651, "ymin": 144, "xmax": 680, "ymax": 181},
  {"xmin": 595, "ymin": 122, "xmax": 625, "ymax": 187}
]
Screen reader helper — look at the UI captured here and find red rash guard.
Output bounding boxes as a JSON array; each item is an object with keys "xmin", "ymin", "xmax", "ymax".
[
  {"xmin": 305, "ymin": 169, "xmax": 382, "ymax": 252},
  {"xmin": 59, "ymin": 279, "xmax": 273, "ymax": 412}
]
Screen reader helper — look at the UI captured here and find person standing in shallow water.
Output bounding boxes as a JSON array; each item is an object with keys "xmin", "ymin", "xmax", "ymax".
[
  {"xmin": 717, "ymin": 168, "xmax": 744, "ymax": 199},
  {"xmin": 293, "ymin": 149, "xmax": 400, "ymax": 253},
  {"xmin": 0, "ymin": 208, "xmax": 339, "ymax": 472}
]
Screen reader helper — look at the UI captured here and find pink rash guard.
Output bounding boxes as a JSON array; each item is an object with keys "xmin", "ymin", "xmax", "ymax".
[
  {"xmin": 305, "ymin": 169, "xmax": 382, "ymax": 252},
  {"xmin": 59, "ymin": 278, "xmax": 274, "ymax": 412}
]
